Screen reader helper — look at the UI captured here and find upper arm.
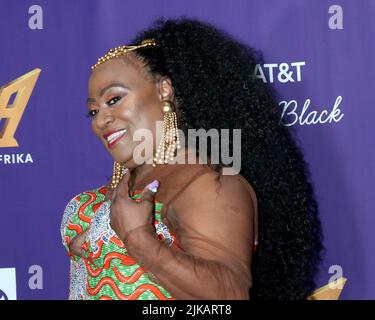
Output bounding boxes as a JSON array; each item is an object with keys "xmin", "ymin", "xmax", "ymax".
[{"xmin": 172, "ymin": 171, "xmax": 256, "ymax": 276}]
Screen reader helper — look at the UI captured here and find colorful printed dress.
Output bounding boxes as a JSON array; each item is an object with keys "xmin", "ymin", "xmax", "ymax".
[{"xmin": 60, "ymin": 185, "xmax": 177, "ymax": 300}]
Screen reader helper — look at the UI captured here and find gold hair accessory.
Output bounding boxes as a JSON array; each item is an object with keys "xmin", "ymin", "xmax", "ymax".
[
  {"xmin": 109, "ymin": 162, "xmax": 127, "ymax": 190},
  {"xmin": 152, "ymin": 100, "xmax": 181, "ymax": 167},
  {"xmin": 91, "ymin": 38, "xmax": 156, "ymax": 71}
]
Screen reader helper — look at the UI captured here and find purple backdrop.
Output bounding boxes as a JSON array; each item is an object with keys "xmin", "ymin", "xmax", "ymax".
[{"xmin": 0, "ymin": 0, "xmax": 373, "ymax": 299}]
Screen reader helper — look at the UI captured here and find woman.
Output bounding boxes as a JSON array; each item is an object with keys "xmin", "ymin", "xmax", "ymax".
[{"xmin": 61, "ymin": 18, "xmax": 323, "ymax": 300}]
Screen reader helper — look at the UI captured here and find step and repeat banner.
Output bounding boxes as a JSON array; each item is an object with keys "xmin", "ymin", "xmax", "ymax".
[{"xmin": 0, "ymin": 0, "xmax": 373, "ymax": 299}]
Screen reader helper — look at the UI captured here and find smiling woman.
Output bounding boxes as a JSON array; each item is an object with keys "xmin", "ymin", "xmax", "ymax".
[
  {"xmin": 60, "ymin": 18, "xmax": 323, "ymax": 300},
  {"xmin": 85, "ymin": 55, "xmax": 167, "ymax": 168}
]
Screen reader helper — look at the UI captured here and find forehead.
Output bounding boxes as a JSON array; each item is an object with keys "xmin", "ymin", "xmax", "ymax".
[{"xmin": 88, "ymin": 55, "xmax": 149, "ymax": 93}]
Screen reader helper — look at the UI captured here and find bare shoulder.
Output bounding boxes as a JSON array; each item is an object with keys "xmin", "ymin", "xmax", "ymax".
[
  {"xmin": 169, "ymin": 166, "xmax": 256, "ymax": 257},
  {"xmin": 173, "ymin": 166, "xmax": 256, "ymax": 216}
]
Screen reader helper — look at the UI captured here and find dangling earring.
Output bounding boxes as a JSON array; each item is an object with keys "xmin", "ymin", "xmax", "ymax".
[
  {"xmin": 109, "ymin": 161, "xmax": 126, "ymax": 190},
  {"xmin": 152, "ymin": 100, "xmax": 181, "ymax": 167}
]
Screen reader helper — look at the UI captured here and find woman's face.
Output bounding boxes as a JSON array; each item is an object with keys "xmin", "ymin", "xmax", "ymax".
[{"xmin": 87, "ymin": 55, "xmax": 172, "ymax": 168}]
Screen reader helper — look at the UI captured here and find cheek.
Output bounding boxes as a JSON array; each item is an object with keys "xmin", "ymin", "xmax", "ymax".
[
  {"xmin": 117, "ymin": 96, "xmax": 138, "ymax": 119},
  {"xmin": 135, "ymin": 110, "xmax": 161, "ymax": 138},
  {"xmin": 130, "ymin": 99, "xmax": 160, "ymax": 130}
]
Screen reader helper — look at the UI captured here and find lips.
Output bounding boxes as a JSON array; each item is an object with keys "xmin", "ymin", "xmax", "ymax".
[{"xmin": 103, "ymin": 128, "xmax": 127, "ymax": 148}]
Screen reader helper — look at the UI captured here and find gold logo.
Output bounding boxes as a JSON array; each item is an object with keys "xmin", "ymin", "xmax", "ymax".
[
  {"xmin": 0, "ymin": 68, "xmax": 41, "ymax": 147},
  {"xmin": 307, "ymin": 277, "xmax": 347, "ymax": 300}
]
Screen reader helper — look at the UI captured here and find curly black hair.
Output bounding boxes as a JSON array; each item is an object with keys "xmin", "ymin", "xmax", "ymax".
[{"xmin": 129, "ymin": 18, "xmax": 324, "ymax": 300}]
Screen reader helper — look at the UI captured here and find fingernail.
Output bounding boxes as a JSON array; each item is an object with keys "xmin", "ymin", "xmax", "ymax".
[{"xmin": 147, "ymin": 180, "xmax": 159, "ymax": 193}]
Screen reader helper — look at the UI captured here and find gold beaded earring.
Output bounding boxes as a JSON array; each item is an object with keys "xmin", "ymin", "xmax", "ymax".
[
  {"xmin": 152, "ymin": 100, "xmax": 181, "ymax": 167},
  {"xmin": 109, "ymin": 161, "xmax": 127, "ymax": 190}
]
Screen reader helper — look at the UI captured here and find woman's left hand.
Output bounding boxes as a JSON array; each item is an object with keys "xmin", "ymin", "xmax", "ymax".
[{"xmin": 109, "ymin": 168, "xmax": 159, "ymax": 242}]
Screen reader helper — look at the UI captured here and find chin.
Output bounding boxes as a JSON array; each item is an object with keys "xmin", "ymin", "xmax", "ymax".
[
  {"xmin": 111, "ymin": 156, "xmax": 130, "ymax": 165},
  {"xmin": 125, "ymin": 157, "xmax": 152, "ymax": 169},
  {"xmin": 110, "ymin": 153, "xmax": 135, "ymax": 167}
]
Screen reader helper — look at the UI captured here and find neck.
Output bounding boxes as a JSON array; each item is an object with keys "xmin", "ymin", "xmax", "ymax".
[{"xmin": 132, "ymin": 163, "xmax": 155, "ymax": 185}]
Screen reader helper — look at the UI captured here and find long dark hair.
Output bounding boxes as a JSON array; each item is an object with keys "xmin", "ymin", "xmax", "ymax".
[{"xmin": 130, "ymin": 18, "xmax": 323, "ymax": 300}]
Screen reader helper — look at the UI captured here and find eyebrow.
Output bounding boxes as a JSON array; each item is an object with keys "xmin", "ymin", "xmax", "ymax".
[{"xmin": 86, "ymin": 83, "xmax": 129, "ymax": 105}]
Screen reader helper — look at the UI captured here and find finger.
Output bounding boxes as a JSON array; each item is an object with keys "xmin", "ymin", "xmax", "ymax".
[
  {"xmin": 104, "ymin": 187, "xmax": 113, "ymax": 202},
  {"xmin": 111, "ymin": 187, "xmax": 116, "ymax": 201},
  {"xmin": 140, "ymin": 180, "xmax": 159, "ymax": 209},
  {"xmin": 113, "ymin": 167, "xmax": 130, "ymax": 200}
]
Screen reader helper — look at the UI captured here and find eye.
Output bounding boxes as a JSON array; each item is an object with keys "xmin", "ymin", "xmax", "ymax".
[
  {"xmin": 86, "ymin": 109, "xmax": 99, "ymax": 118},
  {"xmin": 107, "ymin": 96, "xmax": 122, "ymax": 106}
]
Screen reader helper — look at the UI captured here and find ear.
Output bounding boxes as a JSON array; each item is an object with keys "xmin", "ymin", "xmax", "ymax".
[{"xmin": 157, "ymin": 76, "xmax": 175, "ymax": 102}]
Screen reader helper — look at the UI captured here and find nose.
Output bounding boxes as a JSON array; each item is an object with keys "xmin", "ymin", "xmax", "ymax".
[{"xmin": 96, "ymin": 107, "xmax": 115, "ymax": 129}]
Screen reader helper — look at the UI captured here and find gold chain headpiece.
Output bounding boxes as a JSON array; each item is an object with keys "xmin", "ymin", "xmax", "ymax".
[{"xmin": 91, "ymin": 38, "xmax": 156, "ymax": 71}]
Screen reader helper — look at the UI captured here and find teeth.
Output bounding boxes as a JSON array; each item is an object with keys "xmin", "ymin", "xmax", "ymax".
[{"xmin": 107, "ymin": 129, "xmax": 127, "ymax": 143}]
